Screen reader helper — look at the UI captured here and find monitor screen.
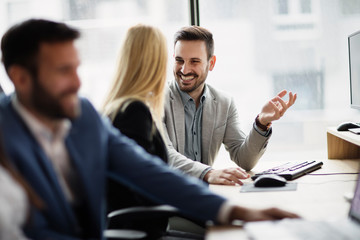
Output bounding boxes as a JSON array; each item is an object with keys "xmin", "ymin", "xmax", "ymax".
[{"xmin": 349, "ymin": 30, "xmax": 360, "ymax": 110}]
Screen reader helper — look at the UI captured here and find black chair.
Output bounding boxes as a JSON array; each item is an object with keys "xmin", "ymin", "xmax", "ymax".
[
  {"xmin": 104, "ymin": 229, "xmax": 147, "ymax": 239},
  {"xmin": 105, "ymin": 205, "xmax": 204, "ymax": 240}
]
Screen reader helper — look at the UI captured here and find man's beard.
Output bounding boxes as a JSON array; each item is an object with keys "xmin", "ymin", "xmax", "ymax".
[{"xmin": 31, "ymin": 78, "xmax": 80, "ymax": 120}]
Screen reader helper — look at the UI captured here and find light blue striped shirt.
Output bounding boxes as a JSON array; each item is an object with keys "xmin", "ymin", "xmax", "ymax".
[{"xmin": 176, "ymin": 83, "xmax": 207, "ymax": 163}]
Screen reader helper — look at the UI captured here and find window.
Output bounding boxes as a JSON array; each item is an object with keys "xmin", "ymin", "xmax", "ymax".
[
  {"xmin": 277, "ymin": 0, "xmax": 289, "ymax": 15},
  {"xmin": 0, "ymin": 0, "xmax": 188, "ymax": 108},
  {"xmin": 300, "ymin": 0, "xmax": 312, "ymax": 14},
  {"xmin": 199, "ymin": 0, "xmax": 360, "ymax": 160},
  {"xmin": 341, "ymin": 0, "xmax": 360, "ymax": 16}
]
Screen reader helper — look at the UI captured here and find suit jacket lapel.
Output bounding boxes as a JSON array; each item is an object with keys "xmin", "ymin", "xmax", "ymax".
[
  {"xmin": 202, "ymin": 88, "xmax": 216, "ymax": 164},
  {"xmin": 34, "ymin": 144, "xmax": 78, "ymax": 223},
  {"xmin": 30, "ymin": 133, "xmax": 79, "ymax": 230},
  {"xmin": 65, "ymin": 134, "xmax": 89, "ymax": 203},
  {"xmin": 169, "ymin": 82, "xmax": 186, "ymax": 154}
]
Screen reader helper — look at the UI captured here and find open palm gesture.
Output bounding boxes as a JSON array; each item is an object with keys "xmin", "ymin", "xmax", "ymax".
[{"xmin": 258, "ymin": 90, "xmax": 297, "ymax": 126}]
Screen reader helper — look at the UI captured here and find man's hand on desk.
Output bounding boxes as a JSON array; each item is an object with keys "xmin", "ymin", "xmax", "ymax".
[
  {"xmin": 228, "ymin": 206, "xmax": 300, "ymax": 223},
  {"xmin": 204, "ymin": 167, "xmax": 250, "ymax": 185}
]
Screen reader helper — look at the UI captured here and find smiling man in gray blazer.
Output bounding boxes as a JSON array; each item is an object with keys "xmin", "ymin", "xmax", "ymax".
[{"xmin": 163, "ymin": 26, "xmax": 297, "ymax": 185}]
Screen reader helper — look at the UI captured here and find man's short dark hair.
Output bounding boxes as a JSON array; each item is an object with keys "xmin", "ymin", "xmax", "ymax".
[
  {"xmin": 1, "ymin": 18, "xmax": 80, "ymax": 76},
  {"xmin": 174, "ymin": 26, "xmax": 214, "ymax": 59}
]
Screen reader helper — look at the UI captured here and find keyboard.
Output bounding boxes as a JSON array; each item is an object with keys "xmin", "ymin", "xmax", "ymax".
[{"xmin": 251, "ymin": 160, "xmax": 323, "ymax": 180}]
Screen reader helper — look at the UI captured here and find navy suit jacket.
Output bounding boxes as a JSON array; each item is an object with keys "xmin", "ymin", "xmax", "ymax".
[{"xmin": 0, "ymin": 94, "xmax": 226, "ymax": 240}]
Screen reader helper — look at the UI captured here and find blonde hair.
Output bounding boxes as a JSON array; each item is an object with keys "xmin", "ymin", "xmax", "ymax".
[{"xmin": 102, "ymin": 24, "xmax": 168, "ymax": 130}]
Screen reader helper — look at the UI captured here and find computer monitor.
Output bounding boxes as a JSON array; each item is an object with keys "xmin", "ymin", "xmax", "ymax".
[{"xmin": 349, "ymin": 30, "xmax": 360, "ymax": 110}]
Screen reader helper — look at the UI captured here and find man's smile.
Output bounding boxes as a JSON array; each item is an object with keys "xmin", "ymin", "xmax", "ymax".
[{"xmin": 179, "ymin": 73, "xmax": 197, "ymax": 83}]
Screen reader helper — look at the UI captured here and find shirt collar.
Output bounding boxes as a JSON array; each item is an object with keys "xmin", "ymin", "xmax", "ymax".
[
  {"xmin": 11, "ymin": 95, "xmax": 71, "ymax": 142},
  {"xmin": 175, "ymin": 81, "xmax": 207, "ymax": 106}
]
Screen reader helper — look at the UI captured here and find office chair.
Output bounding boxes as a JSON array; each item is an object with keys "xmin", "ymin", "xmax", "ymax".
[
  {"xmin": 104, "ymin": 229, "xmax": 147, "ymax": 239},
  {"xmin": 105, "ymin": 205, "xmax": 204, "ymax": 240}
]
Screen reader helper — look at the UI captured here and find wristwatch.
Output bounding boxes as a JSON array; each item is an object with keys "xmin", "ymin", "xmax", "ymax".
[{"xmin": 255, "ymin": 115, "xmax": 271, "ymax": 131}]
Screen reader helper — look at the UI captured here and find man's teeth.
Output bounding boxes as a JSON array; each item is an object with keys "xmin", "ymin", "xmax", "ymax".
[{"xmin": 181, "ymin": 75, "xmax": 195, "ymax": 81}]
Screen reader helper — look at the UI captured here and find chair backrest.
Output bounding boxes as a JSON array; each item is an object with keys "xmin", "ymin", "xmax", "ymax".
[
  {"xmin": 103, "ymin": 229, "xmax": 147, "ymax": 239},
  {"xmin": 106, "ymin": 205, "xmax": 179, "ymax": 239}
]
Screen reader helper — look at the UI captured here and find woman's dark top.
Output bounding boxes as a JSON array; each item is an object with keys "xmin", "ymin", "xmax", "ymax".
[{"xmin": 106, "ymin": 100, "xmax": 168, "ymax": 213}]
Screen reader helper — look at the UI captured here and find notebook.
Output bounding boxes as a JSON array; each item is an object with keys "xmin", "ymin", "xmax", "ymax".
[
  {"xmin": 251, "ymin": 160, "xmax": 323, "ymax": 180},
  {"xmin": 245, "ymin": 172, "xmax": 360, "ymax": 240}
]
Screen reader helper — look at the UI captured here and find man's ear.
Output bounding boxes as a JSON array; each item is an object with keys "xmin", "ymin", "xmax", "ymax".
[
  {"xmin": 209, "ymin": 55, "xmax": 216, "ymax": 71},
  {"xmin": 7, "ymin": 65, "xmax": 32, "ymax": 93}
]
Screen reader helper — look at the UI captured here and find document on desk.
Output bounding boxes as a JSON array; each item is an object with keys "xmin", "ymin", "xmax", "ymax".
[
  {"xmin": 240, "ymin": 183, "xmax": 297, "ymax": 193},
  {"xmin": 244, "ymin": 170, "xmax": 360, "ymax": 240}
]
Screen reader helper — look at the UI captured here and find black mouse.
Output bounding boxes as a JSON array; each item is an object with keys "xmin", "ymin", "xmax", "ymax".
[
  {"xmin": 337, "ymin": 122, "xmax": 360, "ymax": 131},
  {"xmin": 253, "ymin": 174, "xmax": 287, "ymax": 187}
]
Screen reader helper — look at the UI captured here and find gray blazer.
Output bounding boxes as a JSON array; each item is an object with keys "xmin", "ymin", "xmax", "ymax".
[{"xmin": 163, "ymin": 81, "xmax": 271, "ymax": 178}]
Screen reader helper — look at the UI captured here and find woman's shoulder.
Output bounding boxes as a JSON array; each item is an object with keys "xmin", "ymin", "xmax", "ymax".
[
  {"xmin": 124, "ymin": 99, "xmax": 148, "ymax": 110},
  {"xmin": 120, "ymin": 99, "xmax": 151, "ymax": 116},
  {"xmin": 112, "ymin": 99, "xmax": 152, "ymax": 123}
]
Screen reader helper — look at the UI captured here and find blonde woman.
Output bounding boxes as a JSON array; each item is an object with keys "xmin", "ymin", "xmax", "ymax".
[{"xmin": 102, "ymin": 24, "xmax": 168, "ymax": 215}]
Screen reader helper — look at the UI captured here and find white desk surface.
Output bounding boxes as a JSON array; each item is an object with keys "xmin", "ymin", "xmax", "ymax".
[
  {"xmin": 206, "ymin": 158, "xmax": 360, "ymax": 240},
  {"xmin": 328, "ymin": 127, "xmax": 360, "ymax": 147}
]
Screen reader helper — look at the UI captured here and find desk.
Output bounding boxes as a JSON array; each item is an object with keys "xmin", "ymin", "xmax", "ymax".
[
  {"xmin": 206, "ymin": 158, "xmax": 359, "ymax": 240},
  {"xmin": 327, "ymin": 127, "xmax": 360, "ymax": 159}
]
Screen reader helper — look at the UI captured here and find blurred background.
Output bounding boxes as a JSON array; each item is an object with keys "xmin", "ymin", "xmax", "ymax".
[{"xmin": 1, "ymin": 0, "xmax": 360, "ymax": 164}]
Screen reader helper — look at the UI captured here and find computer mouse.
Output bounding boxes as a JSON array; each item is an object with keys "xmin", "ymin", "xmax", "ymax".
[
  {"xmin": 253, "ymin": 174, "xmax": 287, "ymax": 187},
  {"xmin": 336, "ymin": 122, "xmax": 360, "ymax": 131}
]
